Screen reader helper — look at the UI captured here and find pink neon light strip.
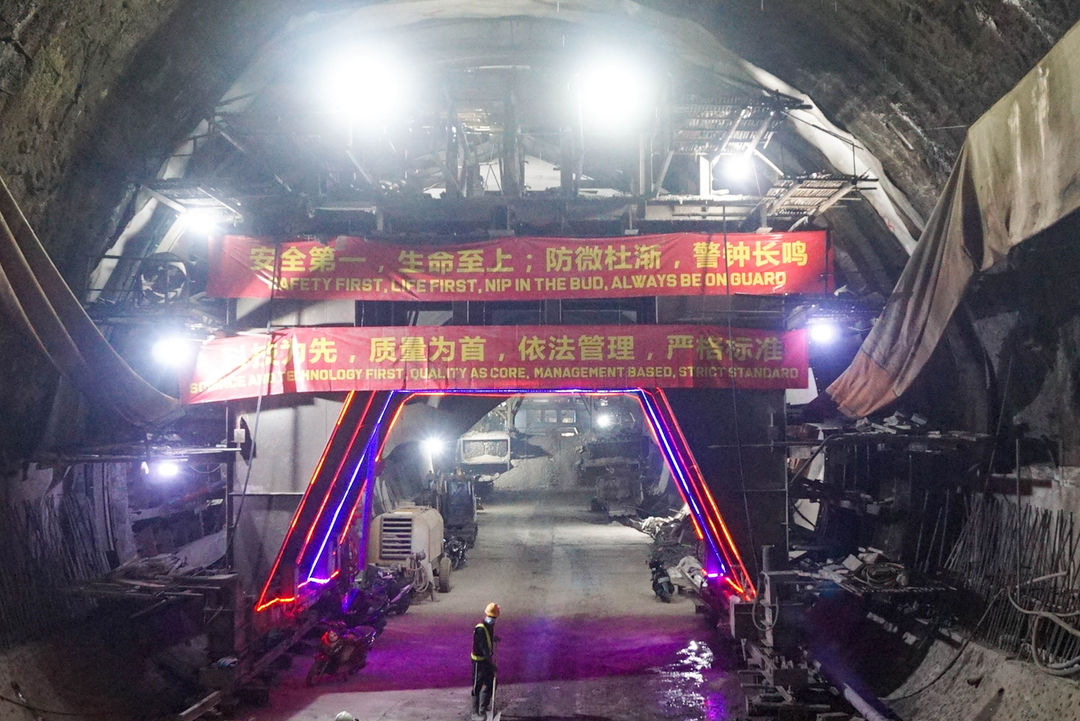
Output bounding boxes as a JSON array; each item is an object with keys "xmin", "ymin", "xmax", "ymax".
[
  {"xmin": 258, "ymin": 386, "xmax": 756, "ymax": 610},
  {"xmin": 255, "ymin": 391, "xmax": 359, "ymax": 611}
]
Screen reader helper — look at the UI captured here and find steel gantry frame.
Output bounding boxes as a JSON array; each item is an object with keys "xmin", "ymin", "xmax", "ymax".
[{"xmin": 254, "ymin": 387, "xmax": 756, "ymax": 614}]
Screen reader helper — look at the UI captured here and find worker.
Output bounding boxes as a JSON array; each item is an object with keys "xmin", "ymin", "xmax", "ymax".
[{"xmin": 470, "ymin": 602, "xmax": 500, "ymax": 718}]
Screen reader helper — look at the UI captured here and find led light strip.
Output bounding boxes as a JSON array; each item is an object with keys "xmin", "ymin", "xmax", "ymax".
[
  {"xmin": 255, "ymin": 391, "xmax": 360, "ymax": 612},
  {"xmin": 257, "ymin": 386, "xmax": 755, "ymax": 611},
  {"xmin": 304, "ymin": 392, "xmax": 399, "ymax": 583}
]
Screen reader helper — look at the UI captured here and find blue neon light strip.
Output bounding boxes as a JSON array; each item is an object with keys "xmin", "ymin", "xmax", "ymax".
[
  {"xmin": 297, "ymin": 387, "xmax": 735, "ymax": 594},
  {"xmin": 634, "ymin": 390, "xmax": 727, "ymax": 575},
  {"xmin": 304, "ymin": 391, "xmax": 399, "ymax": 583}
]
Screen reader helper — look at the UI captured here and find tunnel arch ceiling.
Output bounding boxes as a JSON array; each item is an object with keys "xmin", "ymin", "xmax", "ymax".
[
  {"xmin": 1, "ymin": 2, "xmax": 1076, "ymax": 457},
  {"xmin": 90, "ymin": 0, "xmax": 926, "ymax": 303}
]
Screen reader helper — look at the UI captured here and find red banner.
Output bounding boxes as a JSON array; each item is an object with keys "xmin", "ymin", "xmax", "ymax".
[
  {"xmin": 183, "ymin": 325, "xmax": 808, "ymax": 404},
  {"xmin": 207, "ymin": 232, "xmax": 829, "ymax": 301}
]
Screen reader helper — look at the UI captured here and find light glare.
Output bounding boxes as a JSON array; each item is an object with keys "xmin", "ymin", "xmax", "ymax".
[
  {"xmin": 155, "ymin": 461, "xmax": 181, "ymax": 480},
  {"xmin": 178, "ymin": 209, "xmax": 221, "ymax": 236},
  {"xmin": 577, "ymin": 55, "xmax": 653, "ymax": 131},
  {"xmin": 421, "ymin": 437, "xmax": 444, "ymax": 456},
  {"xmin": 323, "ymin": 47, "xmax": 410, "ymax": 129},
  {"xmin": 722, "ymin": 153, "xmax": 755, "ymax": 183},
  {"xmin": 595, "ymin": 413, "xmax": 614, "ymax": 429},
  {"xmin": 809, "ymin": 322, "xmax": 840, "ymax": 345},
  {"xmin": 152, "ymin": 336, "xmax": 194, "ymax": 367}
]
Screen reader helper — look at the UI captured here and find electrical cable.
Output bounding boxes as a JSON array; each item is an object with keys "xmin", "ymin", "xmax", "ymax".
[
  {"xmin": 780, "ymin": 109, "xmax": 867, "ymax": 152},
  {"xmin": 1006, "ymin": 573, "xmax": 1080, "ymax": 676},
  {"xmin": 720, "ymin": 208, "xmax": 760, "ymax": 570},
  {"xmin": 853, "ymin": 562, "xmax": 906, "ymax": 589},
  {"xmin": 981, "ymin": 352, "xmax": 1014, "ymax": 493},
  {"xmin": 886, "ymin": 590, "xmax": 1003, "ymax": 701},
  {"xmin": 1030, "ymin": 616, "xmax": 1080, "ymax": 675},
  {"xmin": 0, "ymin": 692, "xmax": 114, "ymax": 718},
  {"xmin": 1007, "ymin": 589, "xmax": 1080, "ymax": 627},
  {"xmin": 225, "ymin": 243, "xmax": 279, "ymax": 560},
  {"xmin": 750, "ymin": 572, "xmax": 781, "ymax": 632}
]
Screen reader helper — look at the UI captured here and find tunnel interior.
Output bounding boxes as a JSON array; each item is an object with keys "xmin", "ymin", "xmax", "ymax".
[{"xmin": 3, "ymin": 3, "xmax": 1080, "ymax": 721}]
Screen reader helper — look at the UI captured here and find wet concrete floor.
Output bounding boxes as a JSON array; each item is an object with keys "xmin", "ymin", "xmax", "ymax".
[{"xmin": 258, "ymin": 461, "xmax": 743, "ymax": 721}]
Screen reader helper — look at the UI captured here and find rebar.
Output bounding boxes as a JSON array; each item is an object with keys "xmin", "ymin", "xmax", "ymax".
[{"xmin": 943, "ymin": 495, "xmax": 1080, "ymax": 670}]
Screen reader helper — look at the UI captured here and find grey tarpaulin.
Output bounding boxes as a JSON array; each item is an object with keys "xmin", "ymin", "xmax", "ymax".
[
  {"xmin": 0, "ymin": 174, "xmax": 180, "ymax": 426},
  {"xmin": 828, "ymin": 20, "xmax": 1080, "ymax": 417}
]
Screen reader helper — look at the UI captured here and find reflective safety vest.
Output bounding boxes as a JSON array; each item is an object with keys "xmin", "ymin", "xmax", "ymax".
[{"xmin": 471, "ymin": 622, "xmax": 493, "ymax": 661}]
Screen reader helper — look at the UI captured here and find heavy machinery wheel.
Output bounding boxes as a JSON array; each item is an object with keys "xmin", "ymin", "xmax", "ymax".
[{"xmin": 438, "ymin": 555, "xmax": 453, "ymax": 593}]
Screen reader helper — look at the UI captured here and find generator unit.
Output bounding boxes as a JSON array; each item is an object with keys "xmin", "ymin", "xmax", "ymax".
[{"xmin": 366, "ymin": 505, "xmax": 453, "ymax": 591}]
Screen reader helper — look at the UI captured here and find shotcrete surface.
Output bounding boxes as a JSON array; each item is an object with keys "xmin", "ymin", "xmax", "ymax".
[{"xmin": 256, "ymin": 457, "xmax": 741, "ymax": 721}]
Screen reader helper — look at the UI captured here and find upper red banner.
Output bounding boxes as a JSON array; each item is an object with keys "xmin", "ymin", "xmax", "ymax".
[
  {"xmin": 207, "ymin": 232, "xmax": 829, "ymax": 301},
  {"xmin": 183, "ymin": 325, "xmax": 809, "ymax": 404}
]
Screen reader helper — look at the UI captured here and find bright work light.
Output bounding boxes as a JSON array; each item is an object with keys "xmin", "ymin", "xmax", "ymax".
[
  {"xmin": 721, "ymin": 152, "xmax": 756, "ymax": 183},
  {"xmin": 178, "ymin": 209, "xmax": 223, "ymax": 236},
  {"xmin": 808, "ymin": 321, "xmax": 840, "ymax": 345},
  {"xmin": 152, "ymin": 335, "xmax": 196, "ymax": 367},
  {"xmin": 576, "ymin": 54, "xmax": 655, "ymax": 132},
  {"xmin": 155, "ymin": 460, "xmax": 181, "ymax": 479},
  {"xmin": 322, "ymin": 47, "xmax": 411, "ymax": 130}
]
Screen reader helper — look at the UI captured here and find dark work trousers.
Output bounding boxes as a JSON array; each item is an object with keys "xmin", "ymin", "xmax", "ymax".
[{"xmin": 471, "ymin": 660, "xmax": 496, "ymax": 713}]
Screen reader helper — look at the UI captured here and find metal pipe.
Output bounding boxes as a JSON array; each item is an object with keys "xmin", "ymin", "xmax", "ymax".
[{"xmin": 842, "ymin": 684, "xmax": 899, "ymax": 721}]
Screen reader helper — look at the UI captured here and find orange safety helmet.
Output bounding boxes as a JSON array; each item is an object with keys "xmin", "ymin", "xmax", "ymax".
[{"xmin": 484, "ymin": 602, "xmax": 500, "ymax": 618}]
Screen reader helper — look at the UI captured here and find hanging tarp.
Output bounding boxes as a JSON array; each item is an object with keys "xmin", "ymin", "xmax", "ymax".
[
  {"xmin": 208, "ymin": 231, "xmax": 831, "ymax": 301},
  {"xmin": 0, "ymin": 175, "xmax": 179, "ymax": 426},
  {"xmin": 828, "ymin": 20, "xmax": 1080, "ymax": 417}
]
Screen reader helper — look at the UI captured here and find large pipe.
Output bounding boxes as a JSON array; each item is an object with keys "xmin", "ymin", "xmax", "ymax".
[{"xmin": 842, "ymin": 684, "xmax": 901, "ymax": 721}]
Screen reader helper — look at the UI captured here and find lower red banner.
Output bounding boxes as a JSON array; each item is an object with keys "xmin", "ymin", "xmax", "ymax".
[{"xmin": 182, "ymin": 325, "xmax": 808, "ymax": 403}]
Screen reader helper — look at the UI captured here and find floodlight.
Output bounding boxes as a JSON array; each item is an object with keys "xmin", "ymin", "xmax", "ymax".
[
  {"xmin": 152, "ymin": 335, "xmax": 195, "ymax": 367},
  {"xmin": 576, "ymin": 54, "xmax": 655, "ymax": 131},
  {"xmin": 722, "ymin": 152, "xmax": 755, "ymax": 183},
  {"xmin": 322, "ymin": 47, "xmax": 411, "ymax": 130},
  {"xmin": 421, "ymin": 437, "xmax": 444, "ymax": 456},
  {"xmin": 178, "ymin": 209, "xmax": 222, "ymax": 236},
  {"xmin": 154, "ymin": 460, "xmax": 181, "ymax": 480},
  {"xmin": 808, "ymin": 321, "xmax": 840, "ymax": 345},
  {"xmin": 595, "ymin": 413, "xmax": 614, "ymax": 429}
]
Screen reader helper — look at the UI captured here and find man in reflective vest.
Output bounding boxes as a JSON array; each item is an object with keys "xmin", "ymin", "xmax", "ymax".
[{"xmin": 470, "ymin": 602, "xmax": 500, "ymax": 717}]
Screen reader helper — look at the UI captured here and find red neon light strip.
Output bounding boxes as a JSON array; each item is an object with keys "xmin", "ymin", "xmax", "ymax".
[
  {"xmin": 259, "ymin": 386, "xmax": 756, "ymax": 610},
  {"xmin": 375, "ymin": 392, "xmax": 415, "ymax": 461},
  {"xmin": 650, "ymin": 392, "xmax": 744, "ymax": 588},
  {"xmin": 254, "ymin": 596, "xmax": 296, "ymax": 613},
  {"xmin": 632, "ymin": 394, "xmax": 705, "ymax": 540},
  {"xmin": 334, "ymin": 393, "xmax": 404, "ymax": 566},
  {"xmin": 256, "ymin": 391, "xmax": 360, "ymax": 610},
  {"xmin": 295, "ymin": 392, "xmax": 376, "ymax": 563},
  {"xmin": 638, "ymin": 388, "xmax": 740, "ymax": 582},
  {"xmin": 654, "ymin": 388, "xmax": 752, "ymax": 583},
  {"xmin": 640, "ymin": 389, "xmax": 721, "ymax": 550},
  {"xmin": 655, "ymin": 388, "xmax": 755, "ymax": 597}
]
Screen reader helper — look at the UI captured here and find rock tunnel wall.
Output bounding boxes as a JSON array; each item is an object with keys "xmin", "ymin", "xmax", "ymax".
[
  {"xmin": 0, "ymin": 0, "xmax": 333, "ymax": 464},
  {"xmin": 655, "ymin": 0, "xmax": 1080, "ymax": 218}
]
